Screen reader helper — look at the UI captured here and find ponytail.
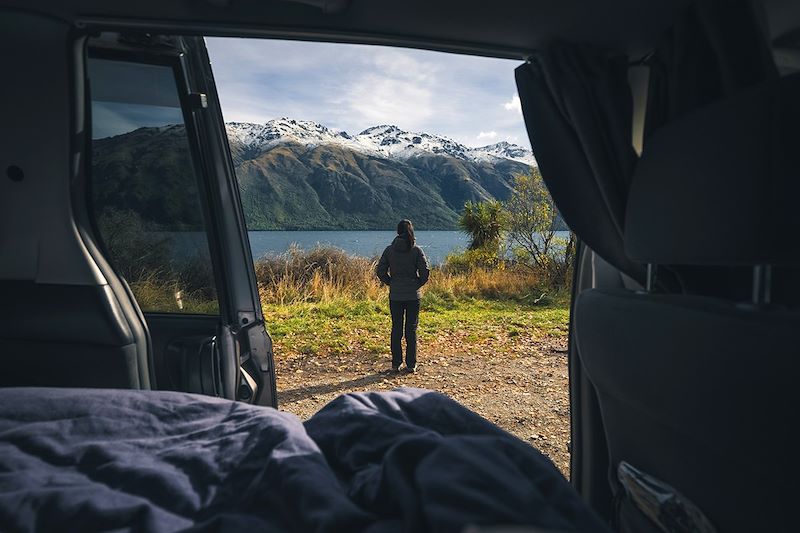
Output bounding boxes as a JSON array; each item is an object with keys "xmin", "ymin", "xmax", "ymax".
[{"xmin": 397, "ymin": 219, "xmax": 416, "ymax": 247}]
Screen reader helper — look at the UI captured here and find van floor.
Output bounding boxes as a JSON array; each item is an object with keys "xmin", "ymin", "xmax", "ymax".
[{"xmin": 274, "ymin": 332, "xmax": 570, "ymax": 476}]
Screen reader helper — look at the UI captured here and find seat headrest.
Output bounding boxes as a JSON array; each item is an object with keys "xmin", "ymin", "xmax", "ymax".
[{"xmin": 625, "ymin": 72, "xmax": 800, "ymax": 266}]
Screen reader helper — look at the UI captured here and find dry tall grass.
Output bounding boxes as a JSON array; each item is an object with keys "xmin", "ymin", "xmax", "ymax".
[
  {"xmin": 253, "ymin": 245, "xmax": 551, "ymax": 306},
  {"xmin": 426, "ymin": 267, "xmax": 546, "ymax": 303},
  {"xmin": 129, "ymin": 272, "xmax": 219, "ymax": 314},
  {"xmin": 254, "ymin": 245, "xmax": 384, "ymax": 305}
]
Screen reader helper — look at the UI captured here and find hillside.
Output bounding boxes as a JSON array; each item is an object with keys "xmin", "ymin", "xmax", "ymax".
[
  {"xmin": 93, "ymin": 119, "xmax": 541, "ymax": 231},
  {"xmin": 228, "ymin": 119, "xmax": 537, "ymax": 230}
]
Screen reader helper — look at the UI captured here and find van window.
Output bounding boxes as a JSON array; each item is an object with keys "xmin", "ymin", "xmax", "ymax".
[{"xmin": 88, "ymin": 57, "xmax": 219, "ymax": 314}]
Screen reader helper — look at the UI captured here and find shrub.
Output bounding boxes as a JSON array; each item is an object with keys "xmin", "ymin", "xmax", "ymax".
[
  {"xmin": 97, "ymin": 208, "xmax": 219, "ymax": 311},
  {"xmin": 254, "ymin": 245, "xmax": 383, "ymax": 305},
  {"xmin": 96, "ymin": 208, "xmax": 174, "ymax": 283},
  {"xmin": 458, "ymin": 200, "xmax": 506, "ymax": 252},
  {"xmin": 442, "ymin": 248, "xmax": 505, "ymax": 273},
  {"xmin": 503, "ymin": 169, "xmax": 576, "ymax": 287}
]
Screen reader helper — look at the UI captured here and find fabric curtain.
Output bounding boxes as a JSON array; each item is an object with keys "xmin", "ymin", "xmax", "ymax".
[
  {"xmin": 514, "ymin": 0, "xmax": 776, "ymax": 282},
  {"xmin": 645, "ymin": 0, "xmax": 778, "ymax": 138},
  {"xmin": 515, "ymin": 45, "xmax": 642, "ymax": 281}
]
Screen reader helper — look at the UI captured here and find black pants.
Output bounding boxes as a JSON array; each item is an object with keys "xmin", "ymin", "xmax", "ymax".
[{"xmin": 389, "ymin": 299, "xmax": 420, "ymax": 369}]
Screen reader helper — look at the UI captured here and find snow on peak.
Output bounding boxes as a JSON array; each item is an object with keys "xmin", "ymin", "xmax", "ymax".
[
  {"xmin": 469, "ymin": 141, "xmax": 537, "ymax": 166},
  {"xmin": 358, "ymin": 124, "xmax": 403, "ymax": 136},
  {"xmin": 225, "ymin": 118, "xmax": 351, "ymax": 152},
  {"xmin": 226, "ymin": 119, "xmax": 536, "ymax": 166},
  {"xmin": 355, "ymin": 123, "xmax": 472, "ymax": 160}
]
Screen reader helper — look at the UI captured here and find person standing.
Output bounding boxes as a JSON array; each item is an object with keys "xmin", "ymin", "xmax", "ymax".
[{"xmin": 376, "ymin": 219, "xmax": 430, "ymax": 373}]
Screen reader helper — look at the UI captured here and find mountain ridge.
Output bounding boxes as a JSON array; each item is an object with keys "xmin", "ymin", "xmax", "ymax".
[
  {"xmin": 225, "ymin": 118, "xmax": 537, "ymax": 166},
  {"xmin": 92, "ymin": 119, "xmax": 542, "ymax": 231}
]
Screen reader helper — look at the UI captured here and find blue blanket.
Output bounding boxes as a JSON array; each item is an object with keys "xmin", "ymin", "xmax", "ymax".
[{"xmin": 0, "ymin": 387, "xmax": 609, "ymax": 532}]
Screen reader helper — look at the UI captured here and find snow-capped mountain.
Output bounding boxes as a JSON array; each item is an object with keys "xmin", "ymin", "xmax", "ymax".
[
  {"xmin": 469, "ymin": 141, "xmax": 537, "ymax": 165},
  {"xmin": 225, "ymin": 118, "xmax": 536, "ymax": 166},
  {"xmin": 94, "ymin": 118, "xmax": 546, "ymax": 231},
  {"xmin": 226, "ymin": 119, "xmax": 354, "ymax": 153}
]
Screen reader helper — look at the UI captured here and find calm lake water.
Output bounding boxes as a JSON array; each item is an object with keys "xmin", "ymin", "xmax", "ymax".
[
  {"xmin": 168, "ymin": 230, "xmax": 569, "ymax": 267},
  {"xmin": 247, "ymin": 230, "xmax": 469, "ymax": 266}
]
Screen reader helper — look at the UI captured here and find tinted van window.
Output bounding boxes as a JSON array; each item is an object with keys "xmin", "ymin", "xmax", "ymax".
[{"xmin": 88, "ymin": 57, "xmax": 219, "ymax": 314}]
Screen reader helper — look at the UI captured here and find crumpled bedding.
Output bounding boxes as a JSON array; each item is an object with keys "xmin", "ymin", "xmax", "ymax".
[{"xmin": 0, "ymin": 387, "xmax": 609, "ymax": 532}]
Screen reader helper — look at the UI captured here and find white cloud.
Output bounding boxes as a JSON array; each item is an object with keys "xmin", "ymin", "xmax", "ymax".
[
  {"xmin": 370, "ymin": 50, "xmax": 439, "ymax": 84},
  {"xmin": 205, "ymin": 37, "xmax": 532, "ymax": 149},
  {"xmin": 345, "ymin": 74, "xmax": 435, "ymax": 128},
  {"xmin": 91, "ymin": 101, "xmax": 182, "ymax": 139},
  {"xmin": 503, "ymin": 94, "xmax": 522, "ymax": 112}
]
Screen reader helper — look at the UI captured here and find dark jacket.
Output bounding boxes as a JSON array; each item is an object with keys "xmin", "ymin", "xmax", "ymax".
[{"xmin": 376, "ymin": 236, "xmax": 430, "ymax": 301}]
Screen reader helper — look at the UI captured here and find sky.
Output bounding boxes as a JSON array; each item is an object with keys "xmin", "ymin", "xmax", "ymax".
[
  {"xmin": 89, "ymin": 58, "xmax": 185, "ymax": 139},
  {"xmin": 205, "ymin": 37, "xmax": 530, "ymax": 149}
]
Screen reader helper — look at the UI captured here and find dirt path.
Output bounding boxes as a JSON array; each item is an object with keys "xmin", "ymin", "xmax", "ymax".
[{"xmin": 274, "ymin": 331, "xmax": 571, "ymax": 476}]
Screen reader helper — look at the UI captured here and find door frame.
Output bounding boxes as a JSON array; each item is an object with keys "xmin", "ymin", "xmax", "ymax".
[
  {"xmin": 82, "ymin": 33, "xmax": 277, "ymax": 407},
  {"xmin": 178, "ymin": 35, "xmax": 277, "ymax": 408}
]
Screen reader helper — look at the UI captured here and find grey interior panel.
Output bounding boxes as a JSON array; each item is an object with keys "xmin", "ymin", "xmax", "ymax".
[{"xmin": 0, "ymin": 12, "xmax": 152, "ymax": 390}]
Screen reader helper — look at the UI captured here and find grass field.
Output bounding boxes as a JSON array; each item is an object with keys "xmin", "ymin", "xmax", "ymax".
[
  {"xmin": 128, "ymin": 245, "xmax": 572, "ymax": 357},
  {"xmin": 255, "ymin": 246, "xmax": 570, "ymax": 357},
  {"xmin": 264, "ymin": 296, "xmax": 570, "ymax": 359}
]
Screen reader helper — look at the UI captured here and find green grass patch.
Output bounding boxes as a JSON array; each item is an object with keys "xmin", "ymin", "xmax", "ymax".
[{"xmin": 263, "ymin": 293, "xmax": 569, "ymax": 357}]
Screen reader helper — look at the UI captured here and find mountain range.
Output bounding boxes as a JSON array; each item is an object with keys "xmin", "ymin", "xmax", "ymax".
[
  {"xmin": 93, "ymin": 118, "xmax": 538, "ymax": 231},
  {"xmin": 226, "ymin": 118, "xmax": 536, "ymax": 230},
  {"xmin": 226, "ymin": 118, "xmax": 536, "ymax": 166}
]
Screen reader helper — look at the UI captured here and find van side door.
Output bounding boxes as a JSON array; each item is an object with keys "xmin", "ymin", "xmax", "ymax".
[{"xmin": 86, "ymin": 34, "xmax": 276, "ymax": 407}]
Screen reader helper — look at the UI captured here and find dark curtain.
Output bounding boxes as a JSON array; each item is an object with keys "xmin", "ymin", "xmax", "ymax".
[
  {"xmin": 515, "ymin": 45, "xmax": 642, "ymax": 281},
  {"xmin": 645, "ymin": 0, "xmax": 778, "ymax": 138},
  {"xmin": 514, "ymin": 0, "xmax": 777, "ymax": 281}
]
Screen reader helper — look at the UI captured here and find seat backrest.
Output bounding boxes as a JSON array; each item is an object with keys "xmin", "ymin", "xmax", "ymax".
[
  {"xmin": 0, "ymin": 13, "xmax": 152, "ymax": 390},
  {"xmin": 576, "ymin": 72, "xmax": 800, "ymax": 532},
  {"xmin": 0, "ymin": 281, "xmax": 151, "ymax": 389}
]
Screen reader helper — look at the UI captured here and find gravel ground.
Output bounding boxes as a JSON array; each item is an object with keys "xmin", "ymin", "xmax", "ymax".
[{"xmin": 274, "ymin": 331, "xmax": 571, "ymax": 476}]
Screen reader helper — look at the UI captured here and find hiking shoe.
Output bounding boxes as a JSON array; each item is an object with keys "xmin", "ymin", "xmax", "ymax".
[
  {"xmin": 391, "ymin": 365, "xmax": 402, "ymax": 373},
  {"xmin": 406, "ymin": 365, "xmax": 417, "ymax": 374}
]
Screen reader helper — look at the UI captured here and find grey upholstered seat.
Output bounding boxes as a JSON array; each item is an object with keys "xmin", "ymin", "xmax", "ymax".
[{"xmin": 576, "ymin": 72, "xmax": 800, "ymax": 532}]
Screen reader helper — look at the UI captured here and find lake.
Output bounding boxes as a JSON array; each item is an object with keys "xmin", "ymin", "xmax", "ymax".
[
  {"xmin": 247, "ymin": 230, "xmax": 469, "ymax": 266},
  {"xmin": 246, "ymin": 230, "xmax": 571, "ymax": 266},
  {"xmin": 167, "ymin": 230, "xmax": 569, "ymax": 267}
]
